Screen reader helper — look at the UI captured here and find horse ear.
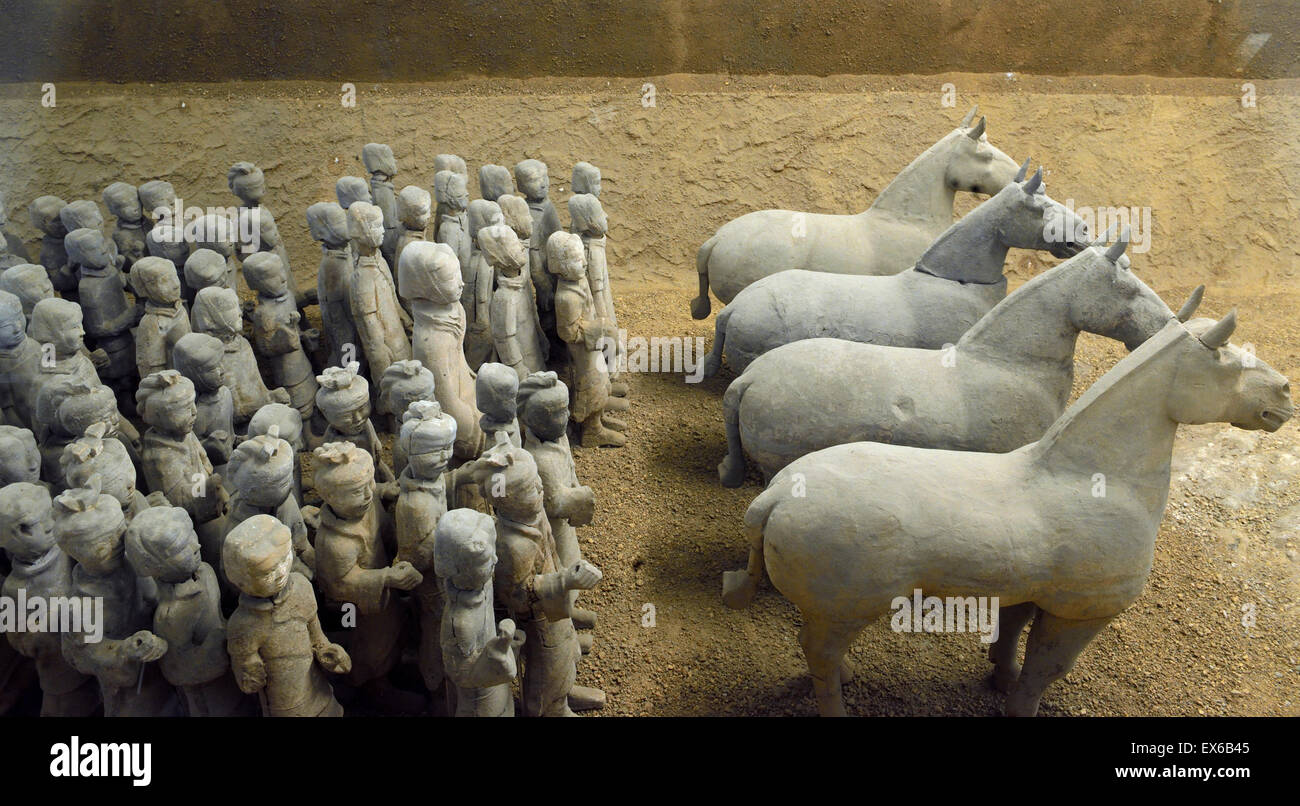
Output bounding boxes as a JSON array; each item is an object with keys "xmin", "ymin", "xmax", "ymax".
[
  {"xmin": 962, "ymin": 105, "xmax": 978, "ymax": 127},
  {"xmin": 1014, "ymin": 158, "xmax": 1031, "ymax": 182},
  {"xmin": 1176, "ymin": 285, "xmax": 1206, "ymax": 323},
  {"xmin": 1022, "ymin": 167, "xmax": 1042, "ymax": 195},
  {"xmin": 1199, "ymin": 309, "xmax": 1237, "ymax": 349},
  {"xmin": 1104, "ymin": 227, "xmax": 1130, "ymax": 263},
  {"xmin": 966, "ymin": 116, "xmax": 986, "ymax": 140}
]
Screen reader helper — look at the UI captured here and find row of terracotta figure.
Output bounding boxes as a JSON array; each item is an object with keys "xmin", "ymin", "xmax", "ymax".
[
  {"xmin": 693, "ymin": 109, "xmax": 1294, "ymax": 716},
  {"xmin": 0, "ymin": 149, "xmax": 626, "ymax": 717}
]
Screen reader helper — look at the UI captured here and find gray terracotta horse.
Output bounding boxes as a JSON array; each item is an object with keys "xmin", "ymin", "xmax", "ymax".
[
  {"xmin": 690, "ymin": 107, "xmax": 1021, "ymax": 318},
  {"xmin": 722, "ymin": 312, "xmax": 1292, "ymax": 716},
  {"xmin": 701, "ymin": 168, "xmax": 1088, "ymax": 378},
  {"xmin": 718, "ymin": 232, "xmax": 1202, "ymax": 486}
]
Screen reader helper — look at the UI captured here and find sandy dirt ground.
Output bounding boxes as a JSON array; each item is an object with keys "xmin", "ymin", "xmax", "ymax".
[{"xmin": 2, "ymin": 75, "xmax": 1296, "ymax": 715}]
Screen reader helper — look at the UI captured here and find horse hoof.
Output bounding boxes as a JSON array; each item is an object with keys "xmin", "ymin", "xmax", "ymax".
[
  {"xmin": 721, "ymin": 570, "xmax": 756, "ymax": 609},
  {"xmin": 718, "ymin": 457, "xmax": 746, "ymax": 488},
  {"xmin": 989, "ymin": 668, "xmax": 1019, "ymax": 695}
]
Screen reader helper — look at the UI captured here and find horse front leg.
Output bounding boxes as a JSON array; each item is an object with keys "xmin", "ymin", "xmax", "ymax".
[
  {"xmin": 1006, "ymin": 609, "xmax": 1113, "ymax": 717},
  {"xmin": 987, "ymin": 602, "xmax": 1038, "ymax": 693}
]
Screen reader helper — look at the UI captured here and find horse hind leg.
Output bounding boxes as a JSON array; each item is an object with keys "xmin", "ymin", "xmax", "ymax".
[
  {"xmin": 1005, "ymin": 609, "xmax": 1113, "ymax": 717},
  {"xmin": 701, "ymin": 303, "xmax": 731, "ymax": 378},
  {"xmin": 987, "ymin": 602, "xmax": 1038, "ymax": 694},
  {"xmin": 718, "ymin": 372, "xmax": 751, "ymax": 488},
  {"xmin": 798, "ymin": 614, "xmax": 864, "ymax": 717}
]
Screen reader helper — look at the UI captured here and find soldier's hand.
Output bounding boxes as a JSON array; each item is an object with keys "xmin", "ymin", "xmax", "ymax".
[
  {"xmin": 386, "ymin": 561, "xmax": 423, "ymax": 591},
  {"xmin": 563, "ymin": 559, "xmax": 602, "ymax": 592},
  {"xmin": 317, "ymin": 643, "xmax": 351, "ymax": 675},
  {"xmin": 126, "ymin": 630, "xmax": 169, "ymax": 662},
  {"xmin": 238, "ymin": 657, "xmax": 267, "ymax": 692}
]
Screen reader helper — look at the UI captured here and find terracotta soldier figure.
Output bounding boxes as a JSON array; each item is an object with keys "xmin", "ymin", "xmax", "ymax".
[
  {"xmin": 517, "ymin": 372, "xmax": 599, "ymax": 642},
  {"xmin": 28, "ymin": 195, "xmax": 72, "ymax": 295},
  {"xmin": 497, "ymin": 193, "xmax": 545, "ymax": 333},
  {"xmin": 478, "ymin": 164, "xmax": 515, "ymax": 202},
  {"xmin": 244, "ymin": 252, "xmax": 318, "ymax": 420},
  {"xmin": 147, "ymin": 225, "xmax": 194, "ymax": 302},
  {"xmin": 348, "ymin": 201, "xmax": 411, "ymax": 381},
  {"xmin": 35, "ymin": 379, "xmax": 130, "ymax": 490},
  {"xmin": 130, "ymin": 256, "xmax": 191, "ymax": 380},
  {"xmin": 247, "ymin": 403, "xmax": 306, "ymax": 504},
  {"xmin": 54, "ymin": 479, "xmax": 176, "ymax": 717},
  {"xmin": 311, "ymin": 442, "xmax": 423, "ymax": 703},
  {"xmin": 571, "ymin": 162, "xmax": 602, "ymax": 197},
  {"xmin": 60, "ymin": 422, "xmax": 150, "ymax": 520},
  {"xmin": 394, "ymin": 401, "xmax": 466, "ymax": 704},
  {"xmin": 569, "ymin": 193, "xmax": 627, "ymax": 397},
  {"xmin": 378, "ymin": 358, "xmax": 435, "ymax": 437},
  {"xmin": 0, "ymin": 263, "xmax": 54, "ymax": 319},
  {"xmin": 65, "ymin": 227, "xmax": 137, "ymax": 405},
  {"xmin": 184, "ymin": 213, "xmax": 238, "ymax": 293},
  {"xmin": 138, "ymin": 180, "xmax": 176, "ymax": 231},
  {"xmin": 362, "ymin": 144, "xmax": 401, "ymax": 269},
  {"xmin": 173, "ymin": 332, "xmax": 235, "ymax": 475},
  {"xmin": 477, "ymin": 362, "xmax": 522, "ymax": 448},
  {"xmin": 393, "ymin": 185, "xmax": 432, "ymax": 278},
  {"xmin": 432, "ymin": 156, "xmax": 468, "ymax": 237},
  {"xmin": 315, "ymin": 362, "xmax": 395, "ymax": 483},
  {"xmin": 434, "ymin": 170, "xmax": 472, "ymax": 272},
  {"xmin": 482, "ymin": 224, "xmax": 546, "ymax": 380},
  {"xmin": 102, "ymin": 182, "xmax": 147, "ymax": 271},
  {"xmin": 463, "ymin": 199, "xmax": 503, "ymax": 369},
  {"xmin": 135, "ymin": 370, "xmax": 228, "ymax": 566},
  {"xmin": 226, "ymin": 427, "xmax": 313, "ymax": 580},
  {"xmin": 125, "ymin": 506, "xmax": 256, "ymax": 716},
  {"xmin": 191, "ymin": 286, "xmax": 289, "ymax": 426},
  {"xmin": 228, "ymin": 161, "xmax": 308, "ymax": 307},
  {"xmin": 0, "ymin": 290, "xmax": 40, "ymax": 429},
  {"xmin": 0, "ymin": 483, "xmax": 100, "ymax": 716},
  {"xmin": 547, "ymin": 232, "xmax": 626, "ymax": 446},
  {"xmin": 435, "ymin": 508, "xmax": 524, "ymax": 717},
  {"xmin": 307, "ymin": 202, "xmax": 359, "ymax": 369},
  {"xmin": 0, "ymin": 425, "xmax": 41, "ymax": 486},
  {"xmin": 398, "ymin": 241, "xmax": 484, "ymax": 461},
  {"xmin": 467, "ymin": 432, "xmax": 604, "ymax": 716},
  {"xmin": 181, "ymin": 248, "xmax": 231, "ymax": 309},
  {"xmin": 515, "ymin": 159, "xmax": 562, "ymax": 319},
  {"xmin": 224, "ymin": 514, "xmax": 351, "ymax": 716}
]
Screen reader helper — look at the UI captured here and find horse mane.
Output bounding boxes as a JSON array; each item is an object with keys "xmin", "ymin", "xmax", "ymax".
[
  {"xmin": 956, "ymin": 249, "xmax": 1094, "ymax": 354},
  {"xmin": 1028, "ymin": 319, "xmax": 1190, "ymax": 461}
]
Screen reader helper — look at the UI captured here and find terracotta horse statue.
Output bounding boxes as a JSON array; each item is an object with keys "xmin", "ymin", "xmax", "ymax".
[
  {"xmin": 722, "ymin": 311, "xmax": 1292, "ymax": 716},
  {"xmin": 718, "ymin": 230, "xmax": 1202, "ymax": 485},
  {"xmin": 690, "ymin": 106, "xmax": 1021, "ymax": 319},
  {"xmin": 701, "ymin": 167, "xmax": 1088, "ymax": 378}
]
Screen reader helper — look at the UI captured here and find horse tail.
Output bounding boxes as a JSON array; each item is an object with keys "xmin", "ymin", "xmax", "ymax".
[
  {"xmin": 717, "ymin": 368, "xmax": 751, "ymax": 487},
  {"xmin": 722, "ymin": 483, "xmax": 781, "ymax": 608},
  {"xmin": 690, "ymin": 235, "xmax": 718, "ymax": 319}
]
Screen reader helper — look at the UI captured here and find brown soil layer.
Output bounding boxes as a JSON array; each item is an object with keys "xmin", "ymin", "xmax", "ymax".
[
  {"xmin": 2, "ymin": 76, "xmax": 1297, "ymax": 714},
  {"xmin": 3, "ymin": 1, "xmax": 1298, "ymax": 81}
]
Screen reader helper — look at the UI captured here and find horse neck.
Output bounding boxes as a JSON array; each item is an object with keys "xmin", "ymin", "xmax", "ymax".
[
  {"xmin": 868, "ymin": 132, "xmax": 958, "ymax": 226},
  {"xmin": 915, "ymin": 197, "xmax": 1010, "ymax": 283},
  {"xmin": 1029, "ymin": 330, "xmax": 1183, "ymax": 487},
  {"xmin": 958, "ymin": 266, "xmax": 1079, "ymax": 371}
]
